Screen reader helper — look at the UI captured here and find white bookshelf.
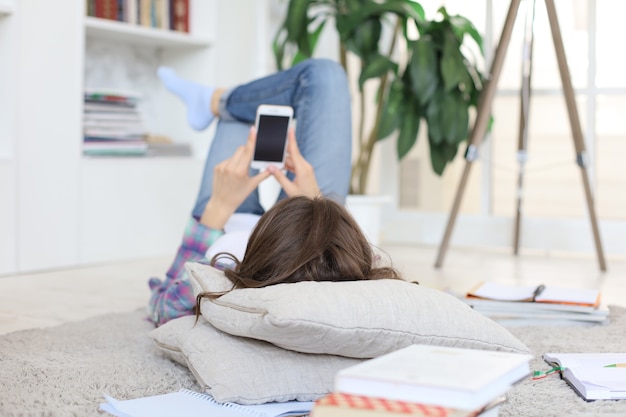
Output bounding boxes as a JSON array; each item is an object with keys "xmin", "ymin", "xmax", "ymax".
[
  {"xmin": 84, "ymin": 16, "xmax": 212, "ymax": 48},
  {"xmin": 77, "ymin": 2, "xmax": 215, "ymax": 268},
  {"xmin": 1, "ymin": 0, "xmax": 269, "ymax": 275},
  {"xmin": 2, "ymin": 0, "xmax": 217, "ymax": 274}
]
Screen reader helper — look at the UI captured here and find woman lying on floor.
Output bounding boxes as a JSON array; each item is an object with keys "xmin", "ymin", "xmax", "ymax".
[{"xmin": 147, "ymin": 58, "xmax": 401, "ymax": 326}]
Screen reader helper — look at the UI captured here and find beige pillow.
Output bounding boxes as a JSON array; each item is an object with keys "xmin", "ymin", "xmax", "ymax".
[
  {"xmin": 186, "ymin": 262, "xmax": 529, "ymax": 357},
  {"xmin": 150, "ymin": 316, "xmax": 362, "ymax": 404}
]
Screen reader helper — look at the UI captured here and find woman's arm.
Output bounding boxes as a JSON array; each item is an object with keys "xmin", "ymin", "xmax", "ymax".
[
  {"xmin": 147, "ymin": 219, "xmax": 225, "ymax": 326},
  {"xmin": 148, "ymin": 128, "xmax": 268, "ymax": 326}
]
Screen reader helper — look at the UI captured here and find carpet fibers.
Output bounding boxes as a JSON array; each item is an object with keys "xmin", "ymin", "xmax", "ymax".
[{"xmin": 1, "ymin": 307, "xmax": 626, "ymax": 417}]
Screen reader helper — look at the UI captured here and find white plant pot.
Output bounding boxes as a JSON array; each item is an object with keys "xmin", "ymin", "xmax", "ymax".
[{"xmin": 345, "ymin": 194, "xmax": 391, "ymax": 246}]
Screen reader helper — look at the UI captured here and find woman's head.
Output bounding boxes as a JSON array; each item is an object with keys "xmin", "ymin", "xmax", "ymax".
[{"xmin": 213, "ymin": 195, "xmax": 400, "ymax": 288}]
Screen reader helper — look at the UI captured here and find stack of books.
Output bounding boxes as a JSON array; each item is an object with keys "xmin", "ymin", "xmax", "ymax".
[
  {"xmin": 310, "ymin": 344, "xmax": 533, "ymax": 417},
  {"xmin": 83, "ymin": 89, "xmax": 149, "ymax": 157},
  {"xmin": 86, "ymin": 0, "xmax": 190, "ymax": 33},
  {"xmin": 462, "ymin": 281, "xmax": 609, "ymax": 326}
]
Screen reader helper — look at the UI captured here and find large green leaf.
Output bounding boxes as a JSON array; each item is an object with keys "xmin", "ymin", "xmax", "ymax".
[
  {"xmin": 408, "ymin": 38, "xmax": 439, "ymax": 105},
  {"xmin": 447, "ymin": 12, "xmax": 484, "ymax": 54},
  {"xmin": 429, "ymin": 141, "xmax": 447, "ymax": 175},
  {"xmin": 425, "ymin": 90, "xmax": 470, "ymax": 146},
  {"xmin": 343, "ymin": 18, "xmax": 382, "ymax": 58},
  {"xmin": 446, "ymin": 94, "xmax": 470, "ymax": 145},
  {"xmin": 285, "ymin": 0, "xmax": 310, "ymax": 42},
  {"xmin": 272, "ymin": 26, "xmax": 288, "ymax": 70},
  {"xmin": 358, "ymin": 54, "xmax": 396, "ymax": 90},
  {"xmin": 291, "ymin": 19, "xmax": 328, "ymax": 66},
  {"xmin": 429, "ymin": 141, "xmax": 459, "ymax": 175},
  {"xmin": 377, "ymin": 78, "xmax": 405, "ymax": 140},
  {"xmin": 405, "ymin": 0, "xmax": 426, "ymax": 23},
  {"xmin": 337, "ymin": 0, "xmax": 425, "ymax": 37},
  {"xmin": 396, "ymin": 97, "xmax": 421, "ymax": 160},
  {"xmin": 440, "ymin": 30, "xmax": 467, "ymax": 92}
]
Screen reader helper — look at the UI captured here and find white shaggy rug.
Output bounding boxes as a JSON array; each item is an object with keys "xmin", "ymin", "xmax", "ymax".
[{"xmin": 1, "ymin": 306, "xmax": 626, "ymax": 417}]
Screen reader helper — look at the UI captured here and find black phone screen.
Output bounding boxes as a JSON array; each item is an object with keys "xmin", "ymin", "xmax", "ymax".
[{"xmin": 254, "ymin": 114, "xmax": 290, "ymax": 162}]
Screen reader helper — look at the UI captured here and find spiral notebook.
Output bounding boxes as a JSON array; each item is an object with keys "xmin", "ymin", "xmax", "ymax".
[{"xmin": 99, "ymin": 389, "xmax": 314, "ymax": 417}]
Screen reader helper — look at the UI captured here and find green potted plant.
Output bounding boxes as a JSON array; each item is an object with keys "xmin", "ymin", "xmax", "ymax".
[{"xmin": 273, "ymin": 0, "xmax": 485, "ymax": 195}]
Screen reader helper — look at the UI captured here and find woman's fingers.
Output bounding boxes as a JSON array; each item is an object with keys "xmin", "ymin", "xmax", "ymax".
[
  {"xmin": 268, "ymin": 166, "xmax": 295, "ymax": 194},
  {"xmin": 227, "ymin": 126, "xmax": 256, "ymax": 172}
]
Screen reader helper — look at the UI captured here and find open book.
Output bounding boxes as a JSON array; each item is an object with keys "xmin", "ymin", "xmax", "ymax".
[
  {"xmin": 100, "ymin": 389, "xmax": 314, "ymax": 417},
  {"xmin": 467, "ymin": 282, "xmax": 601, "ymax": 307},
  {"xmin": 543, "ymin": 353, "xmax": 626, "ymax": 401}
]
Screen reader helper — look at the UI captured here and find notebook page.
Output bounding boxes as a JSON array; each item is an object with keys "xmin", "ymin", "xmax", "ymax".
[
  {"xmin": 572, "ymin": 368, "xmax": 626, "ymax": 391},
  {"xmin": 534, "ymin": 287, "xmax": 600, "ymax": 305},
  {"xmin": 101, "ymin": 391, "xmax": 243, "ymax": 417},
  {"xmin": 100, "ymin": 390, "xmax": 314, "ymax": 417},
  {"xmin": 468, "ymin": 282, "xmax": 537, "ymax": 301},
  {"xmin": 544, "ymin": 353, "xmax": 626, "ymax": 369}
]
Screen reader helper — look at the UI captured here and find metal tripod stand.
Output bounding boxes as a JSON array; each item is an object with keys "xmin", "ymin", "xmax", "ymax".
[{"xmin": 434, "ymin": 0, "xmax": 607, "ymax": 271}]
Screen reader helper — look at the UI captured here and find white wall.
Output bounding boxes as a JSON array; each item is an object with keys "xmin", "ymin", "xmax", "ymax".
[
  {"xmin": 0, "ymin": 5, "xmax": 17, "ymax": 275},
  {"xmin": 16, "ymin": 1, "xmax": 83, "ymax": 271}
]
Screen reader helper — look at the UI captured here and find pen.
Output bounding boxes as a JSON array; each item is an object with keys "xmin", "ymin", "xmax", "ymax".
[
  {"xmin": 532, "ymin": 284, "xmax": 546, "ymax": 302},
  {"xmin": 604, "ymin": 363, "xmax": 626, "ymax": 368}
]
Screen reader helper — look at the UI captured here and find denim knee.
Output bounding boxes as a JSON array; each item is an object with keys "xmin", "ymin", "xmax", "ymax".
[{"xmin": 298, "ymin": 58, "xmax": 349, "ymax": 94}]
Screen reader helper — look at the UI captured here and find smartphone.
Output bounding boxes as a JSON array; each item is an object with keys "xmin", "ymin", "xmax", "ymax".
[{"xmin": 251, "ymin": 104, "xmax": 293, "ymax": 170}]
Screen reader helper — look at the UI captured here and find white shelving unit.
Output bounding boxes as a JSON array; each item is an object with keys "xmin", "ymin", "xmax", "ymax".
[
  {"xmin": 76, "ymin": 2, "xmax": 215, "ymax": 267},
  {"xmin": 84, "ymin": 16, "xmax": 211, "ymax": 48},
  {"xmin": 1, "ymin": 0, "xmax": 270, "ymax": 275},
  {"xmin": 2, "ymin": 0, "xmax": 215, "ymax": 274}
]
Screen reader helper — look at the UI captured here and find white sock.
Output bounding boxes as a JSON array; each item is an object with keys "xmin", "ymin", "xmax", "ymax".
[{"xmin": 157, "ymin": 67, "xmax": 215, "ymax": 131}]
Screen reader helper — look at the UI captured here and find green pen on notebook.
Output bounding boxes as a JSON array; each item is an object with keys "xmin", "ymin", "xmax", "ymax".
[{"xmin": 603, "ymin": 363, "xmax": 626, "ymax": 368}]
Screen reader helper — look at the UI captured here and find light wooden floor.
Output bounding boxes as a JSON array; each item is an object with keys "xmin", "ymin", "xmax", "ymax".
[{"xmin": 1, "ymin": 243, "xmax": 624, "ymax": 335}]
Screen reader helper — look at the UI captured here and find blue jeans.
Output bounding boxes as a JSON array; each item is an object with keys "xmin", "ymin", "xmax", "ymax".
[{"xmin": 191, "ymin": 58, "xmax": 352, "ymax": 219}]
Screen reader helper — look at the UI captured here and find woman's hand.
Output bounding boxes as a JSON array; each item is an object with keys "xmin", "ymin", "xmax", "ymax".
[
  {"xmin": 200, "ymin": 127, "xmax": 271, "ymax": 229},
  {"xmin": 269, "ymin": 128, "xmax": 320, "ymax": 199}
]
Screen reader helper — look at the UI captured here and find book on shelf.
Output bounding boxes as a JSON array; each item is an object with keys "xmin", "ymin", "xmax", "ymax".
[
  {"xmin": 125, "ymin": 0, "xmax": 138, "ymax": 25},
  {"xmin": 84, "ymin": 128, "xmax": 147, "ymax": 138},
  {"xmin": 139, "ymin": 0, "xmax": 152, "ymax": 27},
  {"xmin": 334, "ymin": 344, "xmax": 532, "ymax": 411},
  {"xmin": 84, "ymin": 109, "xmax": 146, "ymax": 128},
  {"xmin": 99, "ymin": 388, "xmax": 314, "ymax": 417},
  {"xmin": 170, "ymin": 0, "xmax": 189, "ymax": 32},
  {"xmin": 310, "ymin": 392, "xmax": 506, "ymax": 417},
  {"xmin": 543, "ymin": 352, "xmax": 626, "ymax": 401},
  {"xmin": 147, "ymin": 142, "xmax": 192, "ymax": 157},
  {"xmin": 89, "ymin": 0, "xmax": 120, "ymax": 21},
  {"xmin": 84, "ymin": 102, "xmax": 142, "ymax": 114},
  {"xmin": 83, "ymin": 140, "xmax": 148, "ymax": 156},
  {"xmin": 86, "ymin": 0, "xmax": 190, "ymax": 32},
  {"xmin": 84, "ymin": 89, "xmax": 141, "ymax": 105}
]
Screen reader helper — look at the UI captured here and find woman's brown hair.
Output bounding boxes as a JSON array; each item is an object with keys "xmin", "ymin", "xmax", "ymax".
[{"xmin": 195, "ymin": 196, "xmax": 401, "ymax": 311}]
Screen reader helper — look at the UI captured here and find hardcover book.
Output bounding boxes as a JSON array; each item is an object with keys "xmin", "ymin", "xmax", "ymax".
[
  {"xmin": 334, "ymin": 345, "xmax": 531, "ymax": 411},
  {"xmin": 311, "ymin": 392, "xmax": 487, "ymax": 417}
]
